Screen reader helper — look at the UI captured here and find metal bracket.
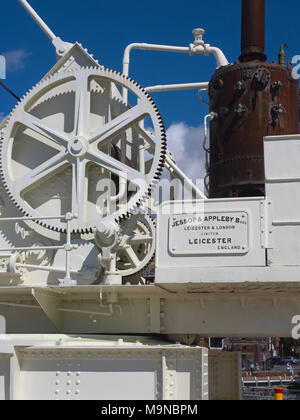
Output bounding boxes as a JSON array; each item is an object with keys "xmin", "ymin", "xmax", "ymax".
[{"xmin": 32, "ymin": 288, "xmax": 62, "ymax": 332}]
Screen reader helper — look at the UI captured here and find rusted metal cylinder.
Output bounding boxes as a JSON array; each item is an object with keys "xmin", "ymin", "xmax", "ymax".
[
  {"xmin": 208, "ymin": 63, "xmax": 299, "ymax": 198},
  {"xmin": 240, "ymin": 0, "xmax": 267, "ymax": 62},
  {"xmin": 208, "ymin": 0, "xmax": 300, "ymax": 199}
]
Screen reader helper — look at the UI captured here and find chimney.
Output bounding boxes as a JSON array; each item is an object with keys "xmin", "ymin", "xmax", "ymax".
[{"xmin": 239, "ymin": 0, "xmax": 267, "ymax": 62}]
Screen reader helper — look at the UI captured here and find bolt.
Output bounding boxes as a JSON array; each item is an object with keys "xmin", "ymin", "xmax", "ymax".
[{"xmin": 235, "ymin": 104, "xmax": 247, "ymax": 116}]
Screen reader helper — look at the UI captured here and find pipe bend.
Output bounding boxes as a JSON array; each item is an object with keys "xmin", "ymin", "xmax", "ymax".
[{"xmin": 207, "ymin": 46, "xmax": 229, "ymax": 68}]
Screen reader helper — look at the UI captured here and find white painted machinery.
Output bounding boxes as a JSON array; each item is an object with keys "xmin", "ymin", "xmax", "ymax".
[{"xmin": 0, "ymin": 0, "xmax": 299, "ymax": 401}]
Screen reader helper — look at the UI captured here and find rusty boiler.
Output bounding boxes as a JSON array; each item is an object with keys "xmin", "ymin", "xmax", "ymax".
[{"xmin": 208, "ymin": 0, "xmax": 299, "ymax": 198}]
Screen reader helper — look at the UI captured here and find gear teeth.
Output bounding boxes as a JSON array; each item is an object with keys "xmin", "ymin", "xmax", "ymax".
[
  {"xmin": 1, "ymin": 66, "xmax": 167, "ymax": 233},
  {"xmin": 120, "ymin": 213, "xmax": 156, "ymax": 283}
]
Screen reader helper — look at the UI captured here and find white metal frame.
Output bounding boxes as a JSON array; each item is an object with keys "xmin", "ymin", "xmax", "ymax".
[{"xmin": 0, "ymin": 213, "xmax": 78, "ymax": 285}]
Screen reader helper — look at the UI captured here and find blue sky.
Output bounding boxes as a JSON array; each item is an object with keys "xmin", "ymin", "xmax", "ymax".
[{"xmin": 1, "ymin": 0, "xmax": 299, "ymax": 129}]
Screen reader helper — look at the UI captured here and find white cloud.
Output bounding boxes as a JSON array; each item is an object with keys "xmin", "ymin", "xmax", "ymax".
[
  {"xmin": 3, "ymin": 49, "xmax": 31, "ymax": 73},
  {"xmin": 166, "ymin": 122, "xmax": 206, "ymax": 182},
  {"xmin": 149, "ymin": 122, "xmax": 207, "ymax": 209}
]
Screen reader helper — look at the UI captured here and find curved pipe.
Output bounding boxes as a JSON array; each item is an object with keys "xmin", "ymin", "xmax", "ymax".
[
  {"xmin": 208, "ymin": 47, "xmax": 230, "ymax": 68},
  {"xmin": 123, "ymin": 42, "xmax": 229, "ymax": 102}
]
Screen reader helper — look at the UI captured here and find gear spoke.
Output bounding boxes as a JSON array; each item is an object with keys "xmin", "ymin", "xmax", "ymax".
[
  {"xmin": 14, "ymin": 151, "xmax": 69, "ymax": 195},
  {"xmin": 128, "ymin": 235, "xmax": 153, "ymax": 244},
  {"xmin": 88, "ymin": 145, "xmax": 148, "ymax": 185},
  {"xmin": 116, "ymin": 215, "xmax": 156, "ymax": 279},
  {"xmin": 15, "ymin": 108, "xmax": 69, "ymax": 149},
  {"xmin": 72, "ymin": 158, "xmax": 88, "ymax": 227},
  {"xmin": 89, "ymin": 102, "xmax": 148, "ymax": 148},
  {"xmin": 124, "ymin": 246, "xmax": 141, "ymax": 268},
  {"xmin": 1, "ymin": 67, "xmax": 166, "ymax": 233},
  {"xmin": 74, "ymin": 73, "xmax": 90, "ymax": 137},
  {"xmin": 135, "ymin": 125, "xmax": 156, "ymax": 153}
]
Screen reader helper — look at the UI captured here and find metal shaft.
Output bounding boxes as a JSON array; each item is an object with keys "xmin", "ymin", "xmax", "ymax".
[
  {"xmin": 17, "ymin": 0, "xmax": 56, "ymax": 41},
  {"xmin": 239, "ymin": 0, "xmax": 267, "ymax": 62},
  {"xmin": 0, "ymin": 81, "xmax": 21, "ymax": 102}
]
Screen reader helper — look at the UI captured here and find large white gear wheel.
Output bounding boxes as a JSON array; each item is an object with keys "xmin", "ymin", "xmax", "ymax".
[{"xmin": 0, "ymin": 67, "xmax": 166, "ymax": 233}]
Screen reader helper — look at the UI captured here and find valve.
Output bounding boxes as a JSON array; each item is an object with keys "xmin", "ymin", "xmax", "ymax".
[
  {"xmin": 272, "ymin": 81, "xmax": 283, "ymax": 89},
  {"xmin": 192, "ymin": 28, "xmax": 205, "ymax": 47},
  {"xmin": 235, "ymin": 104, "xmax": 248, "ymax": 117},
  {"xmin": 208, "ymin": 112, "xmax": 218, "ymax": 121},
  {"xmin": 271, "ymin": 81, "xmax": 283, "ymax": 100},
  {"xmin": 270, "ymin": 104, "xmax": 286, "ymax": 127},
  {"xmin": 234, "ymin": 80, "xmax": 246, "ymax": 96},
  {"xmin": 189, "ymin": 28, "xmax": 210, "ymax": 57}
]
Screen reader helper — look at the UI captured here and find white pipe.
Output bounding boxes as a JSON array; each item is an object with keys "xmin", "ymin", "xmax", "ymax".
[
  {"xmin": 165, "ymin": 156, "xmax": 207, "ymax": 200},
  {"xmin": 122, "ymin": 41, "xmax": 229, "ymax": 101},
  {"xmin": 123, "ymin": 43, "xmax": 189, "ymax": 102},
  {"xmin": 123, "ymin": 43, "xmax": 190, "ymax": 75},
  {"xmin": 0, "ymin": 246, "xmax": 65, "ymax": 253},
  {"xmin": 203, "ymin": 112, "xmax": 217, "ymax": 194},
  {"xmin": 17, "ymin": 0, "xmax": 57, "ymax": 41},
  {"xmin": 207, "ymin": 46, "xmax": 229, "ymax": 69},
  {"xmin": 203, "ymin": 114, "xmax": 210, "ymax": 154},
  {"xmin": 16, "ymin": 263, "xmax": 77, "ymax": 275},
  {"xmin": 198, "ymin": 88, "xmax": 209, "ymax": 106},
  {"xmin": 189, "ymin": 44, "xmax": 229, "ymax": 68},
  {"xmin": 145, "ymin": 82, "xmax": 209, "ymax": 93}
]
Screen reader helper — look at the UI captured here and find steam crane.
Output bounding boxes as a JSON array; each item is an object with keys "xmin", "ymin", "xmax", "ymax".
[{"xmin": 0, "ymin": 0, "xmax": 299, "ymax": 401}]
